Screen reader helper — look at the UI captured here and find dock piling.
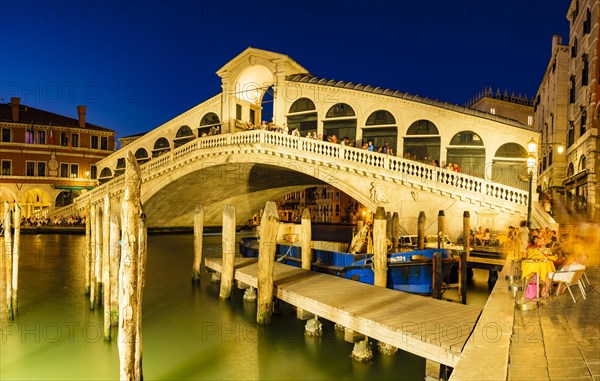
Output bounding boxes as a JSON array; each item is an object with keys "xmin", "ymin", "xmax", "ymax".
[
  {"xmin": 437, "ymin": 210, "xmax": 445, "ymax": 248},
  {"xmin": 432, "ymin": 252, "xmax": 443, "ymax": 300},
  {"xmin": 191, "ymin": 204, "xmax": 204, "ymax": 282},
  {"xmin": 417, "ymin": 211, "xmax": 426, "ymax": 250},
  {"xmin": 373, "ymin": 207, "xmax": 387, "ymax": 287},
  {"xmin": 4, "ymin": 202, "xmax": 13, "ymax": 319},
  {"xmin": 257, "ymin": 201, "xmax": 280, "ymax": 325},
  {"xmin": 391, "ymin": 212, "xmax": 400, "ymax": 250},
  {"xmin": 460, "ymin": 211, "xmax": 470, "ymax": 304},
  {"xmin": 219, "ymin": 205, "xmax": 236, "ymax": 299},
  {"xmin": 12, "ymin": 202, "xmax": 21, "ymax": 316},
  {"xmin": 102, "ymin": 194, "xmax": 111, "ymax": 341},
  {"xmin": 84, "ymin": 201, "xmax": 91, "ymax": 296},
  {"xmin": 118, "ymin": 151, "xmax": 144, "ymax": 380},
  {"xmin": 89, "ymin": 203, "xmax": 97, "ymax": 309},
  {"xmin": 109, "ymin": 210, "xmax": 121, "ymax": 326}
]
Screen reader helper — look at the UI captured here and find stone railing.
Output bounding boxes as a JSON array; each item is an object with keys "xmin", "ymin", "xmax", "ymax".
[{"xmin": 50, "ymin": 130, "xmax": 529, "ymax": 216}]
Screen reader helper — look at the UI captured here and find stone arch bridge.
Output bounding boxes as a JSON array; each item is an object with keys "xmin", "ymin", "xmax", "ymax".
[{"xmin": 55, "ymin": 130, "xmax": 535, "ymax": 239}]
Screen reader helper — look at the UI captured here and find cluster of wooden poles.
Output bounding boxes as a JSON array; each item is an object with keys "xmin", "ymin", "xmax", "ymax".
[{"xmin": 84, "ymin": 152, "xmax": 146, "ymax": 381}]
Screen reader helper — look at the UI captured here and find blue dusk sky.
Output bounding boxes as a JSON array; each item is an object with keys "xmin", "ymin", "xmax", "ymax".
[{"xmin": 0, "ymin": 0, "xmax": 570, "ymax": 142}]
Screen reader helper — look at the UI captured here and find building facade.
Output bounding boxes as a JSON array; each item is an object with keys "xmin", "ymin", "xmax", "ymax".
[
  {"xmin": 0, "ymin": 97, "xmax": 116, "ymax": 218},
  {"xmin": 536, "ymin": 0, "xmax": 600, "ymax": 222},
  {"xmin": 467, "ymin": 87, "xmax": 534, "ymax": 127},
  {"xmin": 277, "ymin": 186, "xmax": 360, "ymax": 225}
]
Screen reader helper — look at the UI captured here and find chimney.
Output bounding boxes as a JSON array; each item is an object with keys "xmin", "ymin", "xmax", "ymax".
[
  {"xmin": 551, "ymin": 34, "xmax": 562, "ymax": 52},
  {"xmin": 77, "ymin": 105, "xmax": 86, "ymax": 128},
  {"xmin": 10, "ymin": 97, "xmax": 20, "ymax": 122}
]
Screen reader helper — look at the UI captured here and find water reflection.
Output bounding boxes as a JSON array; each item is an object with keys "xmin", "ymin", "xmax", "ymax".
[{"xmin": 1, "ymin": 233, "xmax": 492, "ymax": 380}]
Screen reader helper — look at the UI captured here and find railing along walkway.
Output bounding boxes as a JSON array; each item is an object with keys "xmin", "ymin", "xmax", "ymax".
[{"xmin": 51, "ymin": 130, "xmax": 529, "ymax": 216}]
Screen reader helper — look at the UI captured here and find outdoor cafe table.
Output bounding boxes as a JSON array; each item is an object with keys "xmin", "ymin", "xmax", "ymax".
[{"xmin": 521, "ymin": 259, "xmax": 556, "ymax": 299}]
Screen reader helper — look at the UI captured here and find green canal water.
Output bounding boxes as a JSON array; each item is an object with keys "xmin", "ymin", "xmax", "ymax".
[{"xmin": 1, "ymin": 232, "xmax": 492, "ymax": 380}]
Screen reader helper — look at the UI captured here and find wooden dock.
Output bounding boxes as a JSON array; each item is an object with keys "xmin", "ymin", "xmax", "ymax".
[
  {"xmin": 467, "ymin": 246, "xmax": 506, "ymax": 270},
  {"xmin": 205, "ymin": 258, "xmax": 482, "ymax": 367}
]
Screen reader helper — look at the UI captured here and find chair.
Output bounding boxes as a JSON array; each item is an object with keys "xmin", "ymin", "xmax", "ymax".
[{"xmin": 550, "ymin": 268, "xmax": 587, "ymax": 303}]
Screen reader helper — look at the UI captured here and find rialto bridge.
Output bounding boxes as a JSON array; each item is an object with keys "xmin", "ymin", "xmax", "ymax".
[{"xmin": 54, "ymin": 48, "xmax": 554, "ymax": 237}]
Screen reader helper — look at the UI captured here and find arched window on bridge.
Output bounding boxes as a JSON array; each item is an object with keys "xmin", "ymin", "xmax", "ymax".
[
  {"xmin": 403, "ymin": 120, "xmax": 440, "ymax": 163},
  {"xmin": 174, "ymin": 125, "xmax": 195, "ymax": 148},
  {"xmin": 55, "ymin": 190, "xmax": 80, "ymax": 208},
  {"xmin": 287, "ymin": 98, "xmax": 317, "ymax": 136},
  {"xmin": 152, "ymin": 137, "xmax": 171, "ymax": 158},
  {"xmin": 114, "ymin": 157, "xmax": 126, "ymax": 177},
  {"xmin": 199, "ymin": 113, "xmax": 221, "ymax": 137},
  {"xmin": 99, "ymin": 167, "xmax": 113, "ymax": 184},
  {"xmin": 447, "ymin": 131, "xmax": 485, "ymax": 178},
  {"xmin": 323, "ymin": 103, "xmax": 356, "ymax": 142},
  {"xmin": 362, "ymin": 110, "xmax": 397, "ymax": 154},
  {"xmin": 135, "ymin": 148, "xmax": 150, "ymax": 165},
  {"xmin": 491, "ymin": 143, "xmax": 528, "ymax": 190}
]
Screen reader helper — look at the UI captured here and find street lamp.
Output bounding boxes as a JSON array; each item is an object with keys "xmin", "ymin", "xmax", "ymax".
[{"xmin": 526, "ymin": 138, "xmax": 537, "ymax": 229}]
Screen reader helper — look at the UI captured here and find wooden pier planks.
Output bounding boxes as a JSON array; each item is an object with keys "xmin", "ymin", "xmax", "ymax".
[{"xmin": 205, "ymin": 258, "xmax": 481, "ymax": 367}]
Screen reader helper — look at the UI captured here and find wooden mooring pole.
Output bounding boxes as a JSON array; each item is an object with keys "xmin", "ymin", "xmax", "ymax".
[
  {"xmin": 191, "ymin": 204, "xmax": 204, "ymax": 282},
  {"xmin": 110, "ymin": 210, "xmax": 121, "ymax": 326},
  {"xmin": 102, "ymin": 194, "xmax": 111, "ymax": 341},
  {"xmin": 11, "ymin": 202, "xmax": 21, "ymax": 316},
  {"xmin": 460, "ymin": 211, "xmax": 470, "ymax": 305},
  {"xmin": 4, "ymin": 202, "xmax": 13, "ymax": 319},
  {"xmin": 257, "ymin": 201, "xmax": 280, "ymax": 325},
  {"xmin": 219, "ymin": 205, "xmax": 236, "ymax": 299},
  {"xmin": 437, "ymin": 210, "xmax": 445, "ymax": 249},
  {"xmin": 89, "ymin": 203, "xmax": 97, "ymax": 309},
  {"xmin": 391, "ymin": 212, "xmax": 400, "ymax": 250},
  {"xmin": 373, "ymin": 207, "xmax": 387, "ymax": 288},
  {"xmin": 432, "ymin": 252, "xmax": 443, "ymax": 300},
  {"xmin": 301, "ymin": 208, "xmax": 312, "ymax": 271},
  {"xmin": 94, "ymin": 203, "xmax": 103, "ymax": 307},
  {"xmin": 118, "ymin": 151, "xmax": 144, "ymax": 380},
  {"xmin": 135, "ymin": 207, "xmax": 147, "ymax": 381},
  {"xmin": 85, "ymin": 201, "xmax": 91, "ymax": 296},
  {"xmin": 297, "ymin": 208, "xmax": 313, "ymax": 320},
  {"xmin": 417, "ymin": 211, "xmax": 426, "ymax": 250}
]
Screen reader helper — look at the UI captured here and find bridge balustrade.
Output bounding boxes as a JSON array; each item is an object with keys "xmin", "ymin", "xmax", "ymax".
[{"xmin": 50, "ymin": 130, "xmax": 528, "ymax": 217}]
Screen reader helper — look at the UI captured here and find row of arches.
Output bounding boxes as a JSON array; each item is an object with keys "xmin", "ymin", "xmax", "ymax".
[{"xmin": 0, "ymin": 188, "xmax": 77, "ymax": 218}]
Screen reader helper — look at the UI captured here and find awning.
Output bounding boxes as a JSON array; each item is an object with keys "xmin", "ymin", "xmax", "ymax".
[
  {"xmin": 562, "ymin": 170, "xmax": 588, "ymax": 189},
  {"xmin": 52, "ymin": 185, "xmax": 94, "ymax": 191}
]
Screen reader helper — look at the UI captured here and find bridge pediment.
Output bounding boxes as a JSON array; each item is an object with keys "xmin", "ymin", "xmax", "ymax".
[{"xmin": 216, "ymin": 47, "xmax": 309, "ymax": 79}]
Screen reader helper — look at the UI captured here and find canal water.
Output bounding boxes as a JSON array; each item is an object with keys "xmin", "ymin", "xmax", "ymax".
[{"xmin": 1, "ymin": 230, "xmax": 492, "ymax": 380}]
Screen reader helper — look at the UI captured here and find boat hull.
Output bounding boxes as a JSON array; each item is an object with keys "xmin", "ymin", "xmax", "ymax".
[{"xmin": 239, "ymin": 237, "xmax": 455, "ymax": 295}]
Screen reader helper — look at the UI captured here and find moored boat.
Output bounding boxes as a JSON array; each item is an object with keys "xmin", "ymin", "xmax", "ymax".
[{"xmin": 238, "ymin": 236, "xmax": 456, "ymax": 295}]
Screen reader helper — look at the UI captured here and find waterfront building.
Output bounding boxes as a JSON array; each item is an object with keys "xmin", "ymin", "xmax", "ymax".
[
  {"xmin": 0, "ymin": 97, "xmax": 116, "ymax": 218},
  {"xmin": 535, "ymin": 0, "xmax": 600, "ymax": 222},
  {"xmin": 276, "ymin": 186, "xmax": 360, "ymax": 225},
  {"xmin": 466, "ymin": 87, "xmax": 534, "ymax": 127}
]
